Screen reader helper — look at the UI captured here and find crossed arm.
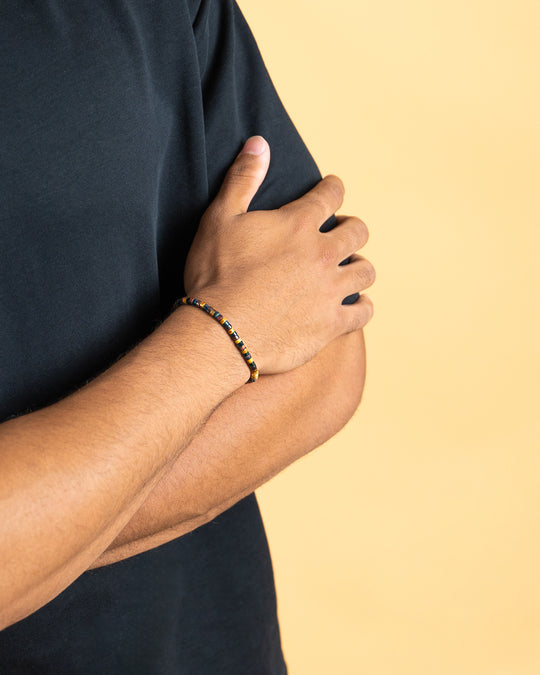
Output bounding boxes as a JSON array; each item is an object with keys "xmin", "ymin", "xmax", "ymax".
[{"xmin": 89, "ymin": 325, "xmax": 367, "ymax": 569}]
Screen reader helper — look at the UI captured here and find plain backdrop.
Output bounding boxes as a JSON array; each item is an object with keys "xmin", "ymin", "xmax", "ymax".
[{"xmin": 240, "ymin": 1, "xmax": 540, "ymax": 673}]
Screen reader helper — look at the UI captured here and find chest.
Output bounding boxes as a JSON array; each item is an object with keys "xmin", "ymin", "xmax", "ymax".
[
  {"xmin": 0, "ymin": 2, "xmax": 205, "ymax": 419},
  {"xmin": 1, "ymin": 4, "xmax": 177, "ymax": 233}
]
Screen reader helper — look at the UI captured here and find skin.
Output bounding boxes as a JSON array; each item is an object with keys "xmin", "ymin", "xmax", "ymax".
[
  {"xmin": 0, "ymin": 137, "xmax": 375, "ymax": 630},
  {"xmin": 89, "ymin": 324, "xmax": 367, "ymax": 568},
  {"xmin": 0, "ymin": 307, "xmax": 249, "ymax": 631}
]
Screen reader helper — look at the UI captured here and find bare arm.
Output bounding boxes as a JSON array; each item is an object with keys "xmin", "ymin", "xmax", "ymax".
[
  {"xmin": 90, "ymin": 326, "xmax": 366, "ymax": 568},
  {"xmin": 0, "ymin": 143, "xmax": 374, "ymax": 630},
  {"xmin": 0, "ymin": 306, "xmax": 247, "ymax": 631}
]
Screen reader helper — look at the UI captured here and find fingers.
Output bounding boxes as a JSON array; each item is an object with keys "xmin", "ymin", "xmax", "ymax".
[
  {"xmin": 336, "ymin": 252, "xmax": 376, "ymax": 304},
  {"xmin": 213, "ymin": 135, "xmax": 271, "ymax": 216},
  {"xmin": 341, "ymin": 293, "xmax": 374, "ymax": 330},
  {"xmin": 280, "ymin": 174, "xmax": 345, "ymax": 226},
  {"xmin": 330, "ymin": 215, "xmax": 370, "ymax": 263}
]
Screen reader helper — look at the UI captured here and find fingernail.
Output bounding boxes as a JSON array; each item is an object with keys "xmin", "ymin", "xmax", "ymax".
[{"xmin": 240, "ymin": 135, "xmax": 267, "ymax": 156}]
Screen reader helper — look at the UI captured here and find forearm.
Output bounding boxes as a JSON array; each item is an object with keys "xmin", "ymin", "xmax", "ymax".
[
  {"xmin": 0, "ymin": 306, "xmax": 248, "ymax": 630},
  {"xmin": 90, "ymin": 327, "xmax": 367, "ymax": 568}
]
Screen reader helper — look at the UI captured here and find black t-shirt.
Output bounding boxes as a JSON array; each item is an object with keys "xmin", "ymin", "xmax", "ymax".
[{"xmin": 0, "ymin": 1, "xmax": 356, "ymax": 672}]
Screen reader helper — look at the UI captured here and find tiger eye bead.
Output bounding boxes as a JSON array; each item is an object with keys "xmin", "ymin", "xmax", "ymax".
[{"xmin": 173, "ymin": 296, "xmax": 259, "ymax": 384}]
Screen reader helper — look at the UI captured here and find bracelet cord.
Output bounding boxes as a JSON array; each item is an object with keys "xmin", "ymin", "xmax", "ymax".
[{"xmin": 172, "ymin": 296, "xmax": 259, "ymax": 384}]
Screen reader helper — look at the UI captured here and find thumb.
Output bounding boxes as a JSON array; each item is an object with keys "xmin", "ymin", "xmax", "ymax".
[{"xmin": 215, "ymin": 135, "xmax": 270, "ymax": 216}]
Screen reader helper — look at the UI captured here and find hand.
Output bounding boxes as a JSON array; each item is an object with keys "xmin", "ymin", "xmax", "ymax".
[{"xmin": 183, "ymin": 135, "xmax": 375, "ymax": 376}]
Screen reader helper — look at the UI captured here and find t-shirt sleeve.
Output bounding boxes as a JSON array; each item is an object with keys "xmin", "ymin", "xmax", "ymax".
[{"xmin": 188, "ymin": 0, "xmax": 359, "ymax": 304}]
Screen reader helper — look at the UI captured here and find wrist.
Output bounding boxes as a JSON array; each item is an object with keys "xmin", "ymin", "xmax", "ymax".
[
  {"xmin": 174, "ymin": 295, "xmax": 259, "ymax": 383},
  {"xmin": 166, "ymin": 302, "xmax": 250, "ymax": 395}
]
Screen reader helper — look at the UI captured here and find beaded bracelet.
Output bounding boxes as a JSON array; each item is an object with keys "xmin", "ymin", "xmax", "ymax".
[{"xmin": 172, "ymin": 296, "xmax": 259, "ymax": 384}]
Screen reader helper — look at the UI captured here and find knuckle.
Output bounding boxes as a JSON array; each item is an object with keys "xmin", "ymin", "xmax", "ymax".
[
  {"xmin": 324, "ymin": 174, "xmax": 345, "ymax": 198},
  {"xmin": 361, "ymin": 297, "xmax": 375, "ymax": 324},
  {"xmin": 228, "ymin": 173, "xmax": 254, "ymax": 188},
  {"xmin": 367, "ymin": 261, "xmax": 377, "ymax": 283},
  {"xmin": 318, "ymin": 242, "xmax": 336, "ymax": 265},
  {"xmin": 355, "ymin": 260, "xmax": 376, "ymax": 286},
  {"xmin": 364, "ymin": 261, "xmax": 377, "ymax": 285},
  {"xmin": 353, "ymin": 306, "xmax": 370, "ymax": 330},
  {"xmin": 227, "ymin": 162, "xmax": 257, "ymax": 186},
  {"xmin": 346, "ymin": 216, "xmax": 369, "ymax": 248},
  {"xmin": 357, "ymin": 219, "xmax": 369, "ymax": 246}
]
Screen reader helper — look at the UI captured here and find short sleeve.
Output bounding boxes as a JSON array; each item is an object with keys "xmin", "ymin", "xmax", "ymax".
[{"xmin": 189, "ymin": 0, "xmax": 359, "ymax": 304}]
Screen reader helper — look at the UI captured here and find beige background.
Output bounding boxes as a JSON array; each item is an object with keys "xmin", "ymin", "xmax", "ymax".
[{"xmin": 239, "ymin": 1, "xmax": 540, "ymax": 673}]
